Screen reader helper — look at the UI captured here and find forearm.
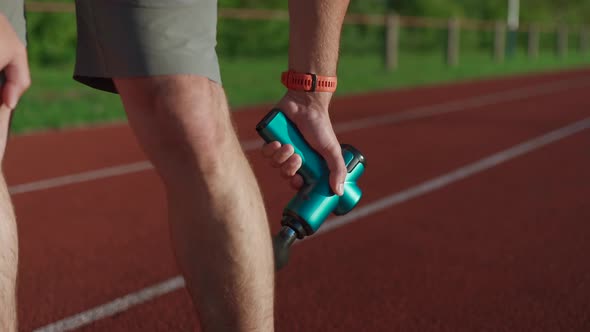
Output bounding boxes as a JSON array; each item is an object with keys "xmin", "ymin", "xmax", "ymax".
[{"xmin": 288, "ymin": 0, "xmax": 350, "ymax": 76}]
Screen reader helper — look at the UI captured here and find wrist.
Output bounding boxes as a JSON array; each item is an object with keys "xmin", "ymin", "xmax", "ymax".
[{"xmin": 284, "ymin": 90, "xmax": 332, "ymax": 110}]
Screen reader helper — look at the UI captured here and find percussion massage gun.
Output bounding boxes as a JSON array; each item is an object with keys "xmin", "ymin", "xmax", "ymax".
[{"xmin": 256, "ymin": 108, "xmax": 366, "ymax": 269}]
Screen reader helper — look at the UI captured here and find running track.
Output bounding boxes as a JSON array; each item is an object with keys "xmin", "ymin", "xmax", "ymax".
[{"xmin": 6, "ymin": 67, "xmax": 590, "ymax": 331}]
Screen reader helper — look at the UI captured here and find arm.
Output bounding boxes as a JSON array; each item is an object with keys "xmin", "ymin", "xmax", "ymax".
[
  {"xmin": 263, "ymin": 0, "xmax": 351, "ymax": 196},
  {"xmin": 288, "ymin": 0, "xmax": 350, "ymax": 76}
]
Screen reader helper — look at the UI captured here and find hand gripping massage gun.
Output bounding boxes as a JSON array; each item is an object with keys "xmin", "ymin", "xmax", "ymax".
[{"xmin": 256, "ymin": 108, "xmax": 366, "ymax": 270}]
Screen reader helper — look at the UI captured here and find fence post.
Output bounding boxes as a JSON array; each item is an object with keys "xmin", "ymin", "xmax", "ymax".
[
  {"xmin": 557, "ymin": 24, "xmax": 568, "ymax": 58},
  {"xmin": 494, "ymin": 21, "xmax": 506, "ymax": 63},
  {"xmin": 447, "ymin": 18, "xmax": 460, "ymax": 67},
  {"xmin": 528, "ymin": 24, "xmax": 539, "ymax": 59},
  {"xmin": 385, "ymin": 14, "xmax": 400, "ymax": 71},
  {"xmin": 580, "ymin": 26, "xmax": 589, "ymax": 54}
]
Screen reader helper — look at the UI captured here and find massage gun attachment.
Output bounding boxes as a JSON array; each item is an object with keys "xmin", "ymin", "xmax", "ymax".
[
  {"xmin": 273, "ymin": 226, "xmax": 298, "ymax": 270},
  {"xmin": 256, "ymin": 108, "xmax": 366, "ymax": 270}
]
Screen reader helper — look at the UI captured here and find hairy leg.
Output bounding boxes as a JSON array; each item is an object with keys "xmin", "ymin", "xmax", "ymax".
[
  {"xmin": 113, "ymin": 75, "xmax": 274, "ymax": 332},
  {"xmin": 0, "ymin": 104, "xmax": 17, "ymax": 332}
]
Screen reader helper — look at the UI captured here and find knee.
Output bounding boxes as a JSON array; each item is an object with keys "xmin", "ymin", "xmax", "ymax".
[
  {"xmin": 132, "ymin": 75, "xmax": 235, "ymax": 178},
  {"xmin": 151, "ymin": 77, "xmax": 231, "ymax": 166}
]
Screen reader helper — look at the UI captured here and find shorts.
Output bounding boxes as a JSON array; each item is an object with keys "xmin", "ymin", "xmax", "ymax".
[
  {"xmin": 0, "ymin": 0, "xmax": 27, "ymax": 87},
  {"xmin": 1, "ymin": 0, "xmax": 222, "ymax": 94}
]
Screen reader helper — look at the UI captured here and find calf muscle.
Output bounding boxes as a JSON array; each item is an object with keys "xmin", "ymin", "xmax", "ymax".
[{"xmin": 114, "ymin": 75, "xmax": 275, "ymax": 332}]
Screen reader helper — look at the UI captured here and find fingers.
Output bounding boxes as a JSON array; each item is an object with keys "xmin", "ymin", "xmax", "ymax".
[
  {"xmin": 271, "ymin": 144, "xmax": 295, "ymax": 168},
  {"xmin": 261, "ymin": 141, "xmax": 303, "ymax": 190},
  {"xmin": 280, "ymin": 153, "xmax": 301, "ymax": 178},
  {"xmin": 261, "ymin": 141, "xmax": 280, "ymax": 158},
  {"xmin": 263, "ymin": 140, "xmax": 345, "ymax": 195},
  {"xmin": 262, "ymin": 142, "xmax": 296, "ymax": 168},
  {"xmin": 1, "ymin": 49, "xmax": 31, "ymax": 109},
  {"xmin": 290, "ymin": 174, "xmax": 304, "ymax": 190}
]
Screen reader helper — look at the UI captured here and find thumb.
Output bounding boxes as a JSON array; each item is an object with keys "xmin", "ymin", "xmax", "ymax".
[
  {"xmin": 321, "ymin": 142, "xmax": 347, "ymax": 196},
  {"xmin": 1, "ymin": 54, "xmax": 31, "ymax": 109}
]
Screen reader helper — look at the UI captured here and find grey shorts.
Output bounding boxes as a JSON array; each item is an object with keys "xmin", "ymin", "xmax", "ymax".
[
  {"xmin": 1, "ymin": 0, "xmax": 222, "ymax": 94},
  {"xmin": 0, "ymin": 0, "xmax": 26, "ymax": 87}
]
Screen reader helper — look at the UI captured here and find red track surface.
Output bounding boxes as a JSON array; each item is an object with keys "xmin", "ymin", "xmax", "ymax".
[{"xmin": 6, "ymin": 68, "xmax": 590, "ymax": 331}]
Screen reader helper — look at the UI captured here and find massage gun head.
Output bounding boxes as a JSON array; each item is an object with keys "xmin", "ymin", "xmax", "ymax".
[
  {"xmin": 273, "ymin": 226, "xmax": 298, "ymax": 270},
  {"xmin": 273, "ymin": 214, "xmax": 308, "ymax": 270}
]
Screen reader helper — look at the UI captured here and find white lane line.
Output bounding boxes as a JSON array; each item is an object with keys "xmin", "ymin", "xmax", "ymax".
[
  {"xmin": 9, "ymin": 77, "xmax": 590, "ymax": 196},
  {"xmin": 319, "ymin": 117, "xmax": 590, "ymax": 234},
  {"xmin": 8, "ymin": 162, "xmax": 153, "ymax": 195},
  {"xmin": 332, "ymin": 77, "xmax": 589, "ymax": 132},
  {"xmin": 32, "ymin": 117, "xmax": 590, "ymax": 332},
  {"xmin": 8, "ymin": 139, "xmax": 264, "ymax": 195},
  {"xmin": 33, "ymin": 277, "xmax": 185, "ymax": 332}
]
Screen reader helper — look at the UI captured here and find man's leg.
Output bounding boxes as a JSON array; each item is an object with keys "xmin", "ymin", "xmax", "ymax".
[
  {"xmin": 113, "ymin": 75, "xmax": 274, "ymax": 331},
  {"xmin": 0, "ymin": 105, "xmax": 18, "ymax": 332}
]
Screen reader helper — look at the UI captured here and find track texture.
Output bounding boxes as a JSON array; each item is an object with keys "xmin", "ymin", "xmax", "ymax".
[{"xmin": 6, "ymin": 67, "xmax": 590, "ymax": 331}]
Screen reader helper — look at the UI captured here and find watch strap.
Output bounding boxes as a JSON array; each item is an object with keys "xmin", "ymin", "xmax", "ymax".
[{"xmin": 281, "ymin": 70, "xmax": 337, "ymax": 92}]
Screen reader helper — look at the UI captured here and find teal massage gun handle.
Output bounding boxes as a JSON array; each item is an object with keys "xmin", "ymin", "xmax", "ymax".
[{"xmin": 256, "ymin": 108, "xmax": 366, "ymax": 239}]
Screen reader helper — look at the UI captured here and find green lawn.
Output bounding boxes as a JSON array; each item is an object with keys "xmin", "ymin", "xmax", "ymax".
[{"xmin": 11, "ymin": 50, "xmax": 590, "ymax": 134}]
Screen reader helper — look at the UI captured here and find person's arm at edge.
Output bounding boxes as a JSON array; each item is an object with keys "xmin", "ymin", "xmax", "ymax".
[{"xmin": 0, "ymin": 13, "xmax": 30, "ymax": 110}]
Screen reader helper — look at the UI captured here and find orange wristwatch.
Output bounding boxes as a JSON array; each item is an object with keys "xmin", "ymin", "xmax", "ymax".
[{"xmin": 281, "ymin": 70, "xmax": 337, "ymax": 93}]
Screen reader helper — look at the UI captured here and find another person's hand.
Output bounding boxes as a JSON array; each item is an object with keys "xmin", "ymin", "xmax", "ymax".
[
  {"xmin": 261, "ymin": 90, "xmax": 347, "ymax": 196},
  {"xmin": 0, "ymin": 13, "xmax": 31, "ymax": 110}
]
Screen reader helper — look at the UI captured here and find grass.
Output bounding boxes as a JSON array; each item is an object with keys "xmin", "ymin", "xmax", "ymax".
[{"xmin": 11, "ymin": 50, "xmax": 590, "ymax": 134}]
